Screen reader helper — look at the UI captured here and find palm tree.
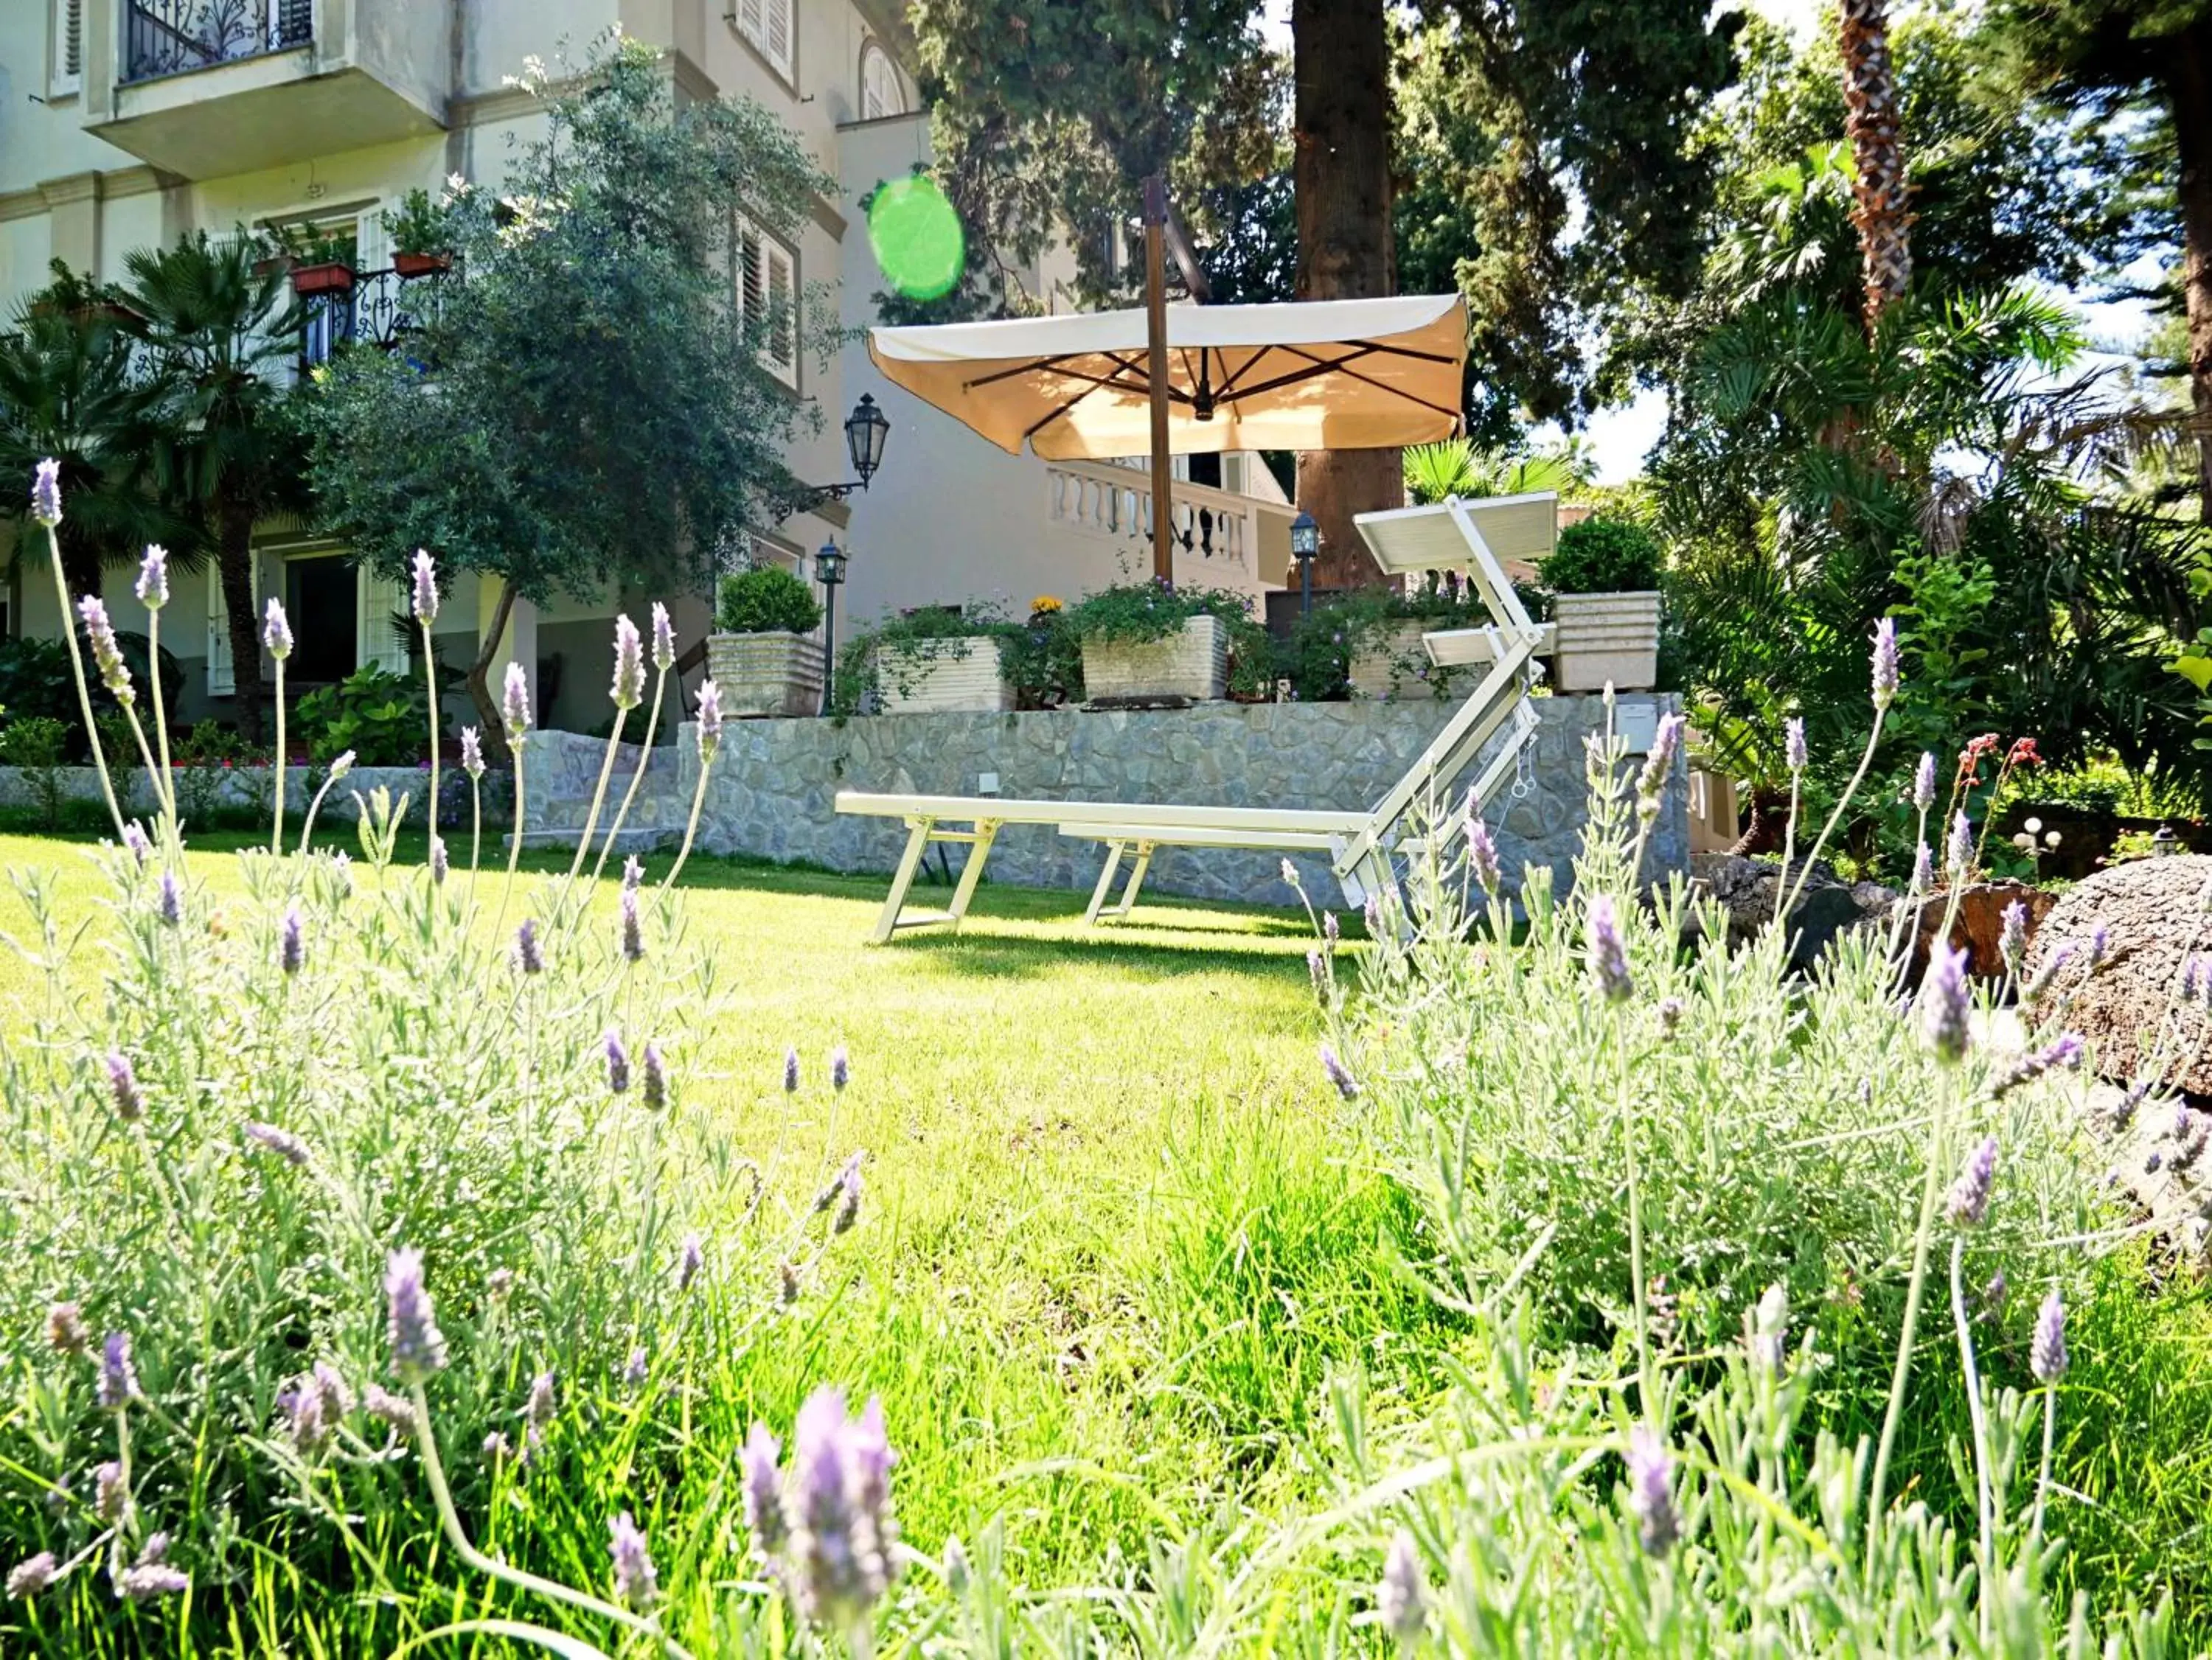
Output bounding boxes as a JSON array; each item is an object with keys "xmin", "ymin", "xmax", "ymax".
[
  {"xmin": 1840, "ymin": 0, "xmax": 1911, "ymax": 335},
  {"xmin": 0, "ymin": 264, "xmax": 184, "ymax": 599},
  {"xmin": 122, "ymin": 231, "xmax": 306, "ymax": 744}
]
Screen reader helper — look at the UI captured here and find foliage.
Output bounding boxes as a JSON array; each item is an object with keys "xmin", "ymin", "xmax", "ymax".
[
  {"xmin": 714, "ymin": 565, "xmax": 821, "ymax": 636},
  {"xmin": 1402, "ymin": 438, "xmax": 1588, "ymax": 506},
  {"xmin": 293, "ymin": 666, "xmax": 434, "ymax": 766},
  {"xmin": 1540, "ymin": 515, "xmax": 1664, "ymax": 594},
  {"xmin": 0, "ymin": 716, "xmax": 72, "ymax": 829},
  {"xmin": 1058, "ymin": 579, "xmax": 1276, "ymax": 697},
  {"xmin": 1282, "ymin": 581, "xmax": 1495, "ymax": 702},
  {"xmin": 833, "ymin": 599, "xmax": 1087, "ymax": 714},
  {"xmin": 300, "ymin": 35, "xmax": 832, "ymax": 749},
  {"xmin": 380, "ymin": 188, "xmax": 455, "ymax": 258},
  {"xmin": 0, "ymin": 638, "xmax": 85, "ymax": 736}
]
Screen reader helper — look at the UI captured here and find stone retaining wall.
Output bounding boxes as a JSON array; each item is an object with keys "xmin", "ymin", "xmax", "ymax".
[{"xmin": 521, "ymin": 693, "xmax": 1688, "ymax": 907}]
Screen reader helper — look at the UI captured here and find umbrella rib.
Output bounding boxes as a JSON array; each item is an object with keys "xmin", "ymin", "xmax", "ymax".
[
  {"xmin": 1248, "ymin": 343, "xmax": 1464, "ymax": 421},
  {"xmin": 1211, "ymin": 346, "xmax": 1273, "ymax": 400},
  {"xmin": 962, "ymin": 353, "xmax": 1078, "ymax": 392}
]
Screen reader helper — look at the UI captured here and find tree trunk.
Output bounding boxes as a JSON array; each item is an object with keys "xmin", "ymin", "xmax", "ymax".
[
  {"xmin": 470, "ymin": 576, "xmax": 520, "ymax": 766},
  {"xmin": 217, "ymin": 495, "xmax": 265, "ymax": 746},
  {"xmin": 54, "ymin": 526, "xmax": 105, "ymax": 606},
  {"xmin": 2171, "ymin": 20, "xmax": 2212, "ymax": 522},
  {"xmin": 1293, "ymin": 0, "xmax": 1399, "ymax": 591},
  {"xmin": 1728, "ymin": 785, "xmax": 1790, "ymax": 857},
  {"xmin": 1840, "ymin": 0, "xmax": 1911, "ymax": 337}
]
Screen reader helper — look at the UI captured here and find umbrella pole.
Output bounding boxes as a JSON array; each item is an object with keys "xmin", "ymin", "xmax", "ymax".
[{"xmin": 1142, "ymin": 174, "xmax": 1173, "ymax": 585}]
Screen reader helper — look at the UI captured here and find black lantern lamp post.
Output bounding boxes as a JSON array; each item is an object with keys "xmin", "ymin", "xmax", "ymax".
[
  {"xmin": 1290, "ymin": 509, "xmax": 1321, "ymax": 618},
  {"xmin": 775, "ymin": 394, "xmax": 892, "ymax": 520},
  {"xmin": 815, "ymin": 537, "xmax": 848, "ymax": 715}
]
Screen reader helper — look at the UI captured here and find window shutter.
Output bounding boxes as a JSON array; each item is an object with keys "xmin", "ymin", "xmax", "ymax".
[
  {"xmin": 357, "ymin": 565, "xmax": 409, "ymax": 674},
  {"xmin": 207, "ymin": 555, "xmax": 257, "ymax": 697},
  {"xmin": 51, "ymin": 0, "xmax": 82, "ymax": 96},
  {"xmin": 354, "ymin": 206, "xmax": 389, "ymax": 276},
  {"xmin": 738, "ymin": 220, "xmax": 765, "ymax": 318},
  {"xmin": 765, "ymin": 242, "xmax": 796, "ymax": 385},
  {"xmin": 767, "ymin": 0, "xmax": 793, "ymax": 77},
  {"xmin": 737, "ymin": 0, "xmax": 765, "ymax": 52}
]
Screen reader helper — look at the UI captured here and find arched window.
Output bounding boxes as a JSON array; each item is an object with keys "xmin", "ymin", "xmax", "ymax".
[{"xmin": 860, "ymin": 42, "xmax": 903, "ymax": 119}]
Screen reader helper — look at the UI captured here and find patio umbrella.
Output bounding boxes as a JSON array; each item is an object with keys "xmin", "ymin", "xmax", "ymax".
[{"xmin": 867, "ymin": 288, "xmax": 1468, "ymax": 580}]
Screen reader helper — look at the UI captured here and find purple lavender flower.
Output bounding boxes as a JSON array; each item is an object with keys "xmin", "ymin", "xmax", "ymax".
[
  {"xmin": 312, "ymin": 1359, "xmax": 353, "ymax": 1421},
  {"xmin": 1913, "ymin": 751, "xmax": 1936, "ymax": 812},
  {"xmin": 363, "ymin": 1384, "xmax": 415, "ymax": 1434},
  {"xmin": 1324, "ymin": 910, "xmax": 1339, "ymax": 944},
  {"xmin": 280, "ymin": 1371, "xmax": 331, "ymax": 1450},
  {"xmin": 512, "ymin": 918, "xmax": 542, "ymax": 975},
  {"xmin": 1658, "ymin": 996, "xmax": 1686, "ymax": 1034},
  {"xmin": 482, "ymin": 1431, "xmax": 511, "ymax": 1462},
  {"xmin": 114, "ymin": 1556, "xmax": 189, "ymax": 1603},
  {"xmin": 279, "ymin": 904, "xmax": 304, "ymax": 974},
  {"xmin": 384, "ymin": 1247, "xmax": 448, "ymax": 1381},
  {"xmin": 1911, "ymin": 842, "xmax": 1933, "ymax": 893},
  {"xmin": 1587, "ymin": 895, "xmax": 1632, "ymax": 1003},
  {"xmin": 650, "ymin": 601, "xmax": 676, "ymax": 673},
  {"xmin": 120, "ymin": 821, "xmax": 150, "ymax": 867},
  {"xmin": 619, "ymin": 887, "xmax": 643, "ymax": 961},
  {"xmin": 263, "ymin": 598, "xmax": 293, "ymax": 661},
  {"xmin": 1635, "ymin": 713, "xmax": 1685, "ymax": 804},
  {"xmin": 1947, "ymin": 1134, "xmax": 1999, "ymax": 1228},
  {"xmin": 622, "ymin": 854, "xmax": 644, "ymax": 893},
  {"xmin": 94, "ymin": 1460, "xmax": 127, "ymax": 1522},
  {"xmin": 1871, "ymin": 617, "xmax": 1899, "ymax": 711},
  {"xmin": 45, "ymin": 1302, "xmax": 87, "ymax": 1356},
  {"xmin": 409, "ymin": 549, "xmax": 438, "ymax": 627},
  {"xmin": 743, "ymin": 1423, "xmax": 787, "ymax": 1556},
  {"xmin": 1377, "ymin": 1530, "xmax": 1427, "ymax": 1648},
  {"xmin": 2087, "ymin": 924, "xmax": 2108, "ymax": 972},
  {"xmin": 611, "ymin": 615, "xmax": 645, "ymax": 712},
  {"xmin": 1998, "ymin": 902, "xmax": 2027, "ymax": 975},
  {"xmin": 526, "ymin": 1370, "xmax": 557, "ymax": 1431},
  {"xmin": 136, "ymin": 544, "xmax": 169, "ymax": 610},
  {"xmin": 2031, "ymin": 1290, "xmax": 2067, "ymax": 1382},
  {"xmin": 459, "ymin": 727, "xmax": 484, "ymax": 781},
  {"xmin": 1625, "ymin": 1423, "xmax": 1679, "ymax": 1556},
  {"xmin": 1307, "ymin": 948, "xmax": 1327, "ymax": 995},
  {"xmin": 1466, "ymin": 815, "xmax": 1501, "ymax": 896},
  {"xmin": 1993, "ymin": 1033, "xmax": 2085, "ymax": 1096},
  {"xmin": 1750, "ymin": 1282, "xmax": 1790, "ymax": 1373},
  {"xmin": 1921, "ymin": 943, "xmax": 1971, "ymax": 1064},
  {"xmin": 1279, "ymin": 855, "xmax": 1301, "ymax": 890},
  {"xmin": 79, "ymin": 598, "xmax": 131, "ymax": 700},
  {"xmin": 1784, "ymin": 717, "xmax": 1807, "ymax": 775},
  {"xmin": 779, "ymin": 1260, "xmax": 801, "ymax": 1305},
  {"xmin": 98, "ymin": 1331, "xmax": 139, "ymax": 1410},
  {"xmin": 624, "ymin": 1347, "xmax": 649, "ymax": 1387},
  {"xmin": 1320, "ymin": 1042, "xmax": 1358, "ymax": 1101},
  {"xmin": 243, "ymin": 1121, "xmax": 310, "ymax": 1165},
  {"xmin": 609, "ymin": 1512, "xmax": 658, "ymax": 1608},
  {"xmin": 428, "ymin": 835, "xmax": 449, "ymax": 885},
  {"xmin": 832, "ymin": 1154, "xmax": 863, "ymax": 1235},
  {"xmin": 327, "ymin": 749, "xmax": 355, "ymax": 781},
  {"xmin": 784, "ymin": 1046, "xmax": 801, "ymax": 1093},
  {"xmin": 1980, "ymin": 1267, "xmax": 2008, "ymax": 1320},
  {"xmin": 676, "ymin": 1232, "xmax": 704, "ymax": 1291},
  {"xmin": 107, "ymin": 1050, "xmax": 144, "ymax": 1122},
  {"xmin": 7, "ymin": 1552, "xmax": 57, "ymax": 1600},
  {"xmin": 487, "ymin": 1267, "xmax": 515, "ymax": 1302},
  {"xmin": 641, "ymin": 1042, "xmax": 667, "ymax": 1110},
  {"xmin": 785, "ymin": 1386, "xmax": 898, "ymax": 1631},
  {"xmin": 31, "ymin": 458, "xmax": 62, "ymax": 527},
  {"xmin": 696, "ymin": 680, "xmax": 724, "ymax": 762},
  {"xmin": 501, "ymin": 663, "xmax": 532, "ymax": 744},
  {"xmin": 605, "ymin": 1029, "xmax": 630, "ymax": 1093},
  {"xmin": 1947, "ymin": 811, "xmax": 1974, "ymax": 881},
  {"xmin": 831, "ymin": 1044, "xmax": 850, "ymax": 1092}
]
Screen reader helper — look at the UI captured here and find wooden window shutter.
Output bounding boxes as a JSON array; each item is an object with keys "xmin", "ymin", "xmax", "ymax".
[
  {"xmin": 51, "ymin": 0, "xmax": 82, "ymax": 96},
  {"xmin": 357, "ymin": 565, "xmax": 410, "ymax": 674},
  {"xmin": 765, "ymin": 242, "xmax": 796, "ymax": 385},
  {"xmin": 768, "ymin": 0, "xmax": 793, "ymax": 77}
]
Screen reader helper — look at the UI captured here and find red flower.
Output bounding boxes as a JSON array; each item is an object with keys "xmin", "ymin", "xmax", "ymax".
[
  {"xmin": 2006, "ymin": 736, "xmax": 2043, "ymax": 768},
  {"xmin": 1955, "ymin": 733, "xmax": 2000, "ymax": 786}
]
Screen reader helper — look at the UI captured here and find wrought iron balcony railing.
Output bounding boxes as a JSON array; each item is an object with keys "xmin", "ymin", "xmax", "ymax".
[
  {"xmin": 123, "ymin": 0, "xmax": 313, "ymax": 86},
  {"xmin": 299, "ymin": 266, "xmax": 448, "ymax": 372}
]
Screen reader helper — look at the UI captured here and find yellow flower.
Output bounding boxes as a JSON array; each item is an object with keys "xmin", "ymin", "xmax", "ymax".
[{"xmin": 1031, "ymin": 595, "xmax": 1063, "ymax": 615}]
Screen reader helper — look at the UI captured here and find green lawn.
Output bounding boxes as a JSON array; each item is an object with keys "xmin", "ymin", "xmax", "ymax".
[{"xmin": 0, "ymin": 829, "xmax": 1430, "ymax": 1588}]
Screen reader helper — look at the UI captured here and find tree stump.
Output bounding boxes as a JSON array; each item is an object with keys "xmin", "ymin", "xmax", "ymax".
[{"xmin": 2025, "ymin": 856, "xmax": 2212, "ymax": 1092}]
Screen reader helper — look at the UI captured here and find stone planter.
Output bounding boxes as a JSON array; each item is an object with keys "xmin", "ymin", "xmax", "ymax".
[
  {"xmin": 877, "ymin": 637, "xmax": 1015, "ymax": 714},
  {"xmin": 1551, "ymin": 590, "xmax": 1662, "ymax": 693},
  {"xmin": 1081, "ymin": 615, "xmax": 1227, "ymax": 702},
  {"xmin": 1348, "ymin": 621, "xmax": 1439, "ymax": 701},
  {"xmin": 706, "ymin": 632, "xmax": 823, "ymax": 719}
]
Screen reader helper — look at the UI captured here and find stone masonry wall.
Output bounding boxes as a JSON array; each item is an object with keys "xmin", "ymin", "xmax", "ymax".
[{"xmin": 521, "ymin": 693, "xmax": 1688, "ymax": 908}]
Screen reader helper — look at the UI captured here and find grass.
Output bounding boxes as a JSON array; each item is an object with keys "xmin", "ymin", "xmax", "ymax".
[{"xmin": 0, "ymin": 827, "xmax": 1438, "ymax": 1605}]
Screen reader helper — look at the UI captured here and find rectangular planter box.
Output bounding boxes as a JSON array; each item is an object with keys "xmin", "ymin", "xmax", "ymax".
[
  {"xmin": 1348, "ymin": 621, "xmax": 1440, "ymax": 701},
  {"xmin": 706, "ymin": 632, "xmax": 823, "ymax": 718},
  {"xmin": 877, "ymin": 638, "xmax": 1015, "ymax": 714},
  {"xmin": 1551, "ymin": 590, "xmax": 1661, "ymax": 693},
  {"xmin": 1082, "ymin": 615, "xmax": 1228, "ymax": 702}
]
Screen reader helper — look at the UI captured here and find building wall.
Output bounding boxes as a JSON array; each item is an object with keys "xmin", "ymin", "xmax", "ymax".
[{"xmin": 518, "ymin": 692, "xmax": 1691, "ymax": 908}]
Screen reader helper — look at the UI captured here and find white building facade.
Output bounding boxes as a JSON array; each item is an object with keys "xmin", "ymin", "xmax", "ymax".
[{"xmin": 0, "ymin": 0, "xmax": 1293, "ymax": 733}]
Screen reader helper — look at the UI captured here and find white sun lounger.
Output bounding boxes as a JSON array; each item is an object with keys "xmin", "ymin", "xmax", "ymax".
[{"xmin": 833, "ymin": 494, "xmax": 1554, "ymax": 941}]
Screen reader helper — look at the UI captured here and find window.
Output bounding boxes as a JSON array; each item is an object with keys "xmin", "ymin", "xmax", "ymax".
[
  {"xmin": 734, "ymin": 217, "xmax": 799, "ymax": 388},
  {"xmin": 860, "ymin": 43, "xmax": 903, "ymax": 119},
  {"xmin": 731, "ymin": 0, "xmax": 794, "ymax": 81},
  {"xmin": 50, "ymin": 0, "xmax": 82, "ymax": 97},
  {"xmin": 355, "ymin": 562, "xmax": 408, "ymax": 674}
]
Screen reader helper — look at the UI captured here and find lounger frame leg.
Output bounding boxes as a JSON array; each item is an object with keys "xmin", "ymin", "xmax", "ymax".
[
  {"xmin": 945, "ymin": 820, "xmax": 1000, "ymax": 930},
  {"xmin": 1085, "ymin": 841, "xmax": 1127, "ymax": 927},
  {"xmin": 1115, "ymin": 841, "xmax": 1155, "ymax": 920},
  {"xmin": 872, "ymin": 816, "xmax": 937, "ymax": 944}
]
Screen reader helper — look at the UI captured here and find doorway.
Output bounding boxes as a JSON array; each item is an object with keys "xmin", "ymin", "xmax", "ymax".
[{"xmin": 285, "ymin": 554, "xmax": 359, "ymax": 685}]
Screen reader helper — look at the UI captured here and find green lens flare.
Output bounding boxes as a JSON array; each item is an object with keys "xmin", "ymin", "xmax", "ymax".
[{"xmin": 869, "ymin": 175, "xmax": 965, "ymax": 301}]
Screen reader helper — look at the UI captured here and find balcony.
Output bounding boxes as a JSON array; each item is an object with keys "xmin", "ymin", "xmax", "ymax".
[
  {"xmin": 299, "ymin": 265, "xmax": 449, "ymax": 372},
  {"xmin": 86, "ymin": 0, "xmax": 447, "ymax": 180}
]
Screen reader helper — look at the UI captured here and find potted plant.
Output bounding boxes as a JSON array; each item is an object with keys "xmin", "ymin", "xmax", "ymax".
[
  {"xmin": 1537, "ymin": 515, "xmax": 1664, "ymax": 693},
  {"xmin": 383, "ymin": 188, "xmax": 456, "ymax": 279},
  {"xmin": 1061, "ymin": 580, "xmax": 1267, "ymax": 704},
  {"xmin": 1335, "ymin": 575, "xmax": 1491, "ymax": 701},
  {"xmin": 706, "ymin": 565, "xmax": 824, "ymax": 718},
  {"xmin": 840, "ymin": 604, "xmax": 1018, "ymax": 715},
  {"xmin": 282, "ymin": 226, "xmax": 357, "ymax": 298}
]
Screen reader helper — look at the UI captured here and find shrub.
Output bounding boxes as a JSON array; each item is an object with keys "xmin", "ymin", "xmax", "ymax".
[
  {"xmin": 1540, "ymin": 514, "xmax": 1663, "ymax": 594},
  {"xmin": 293, "ymin": 665, "xmax": 431, "ymax": 765},
  {"xmin": 0, "ymin": 714, "xmax": 72, "ymax": 829},
  {"xmin": 1060, "ymin": 579, "xmax": 1274, "ymax": 697},
  {"xmin": 715, "ymin": 565, "xmax": 822, "ymax": 635},
  {"xmin": 832, "ymin": 599, "xmax": 1085, "ymax": 714}
]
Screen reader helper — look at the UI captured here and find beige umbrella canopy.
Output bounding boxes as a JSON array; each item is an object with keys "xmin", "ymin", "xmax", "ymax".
[{"xmin": 866, "ymin": 294, "xmax": 1470, "ymax": 461}]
